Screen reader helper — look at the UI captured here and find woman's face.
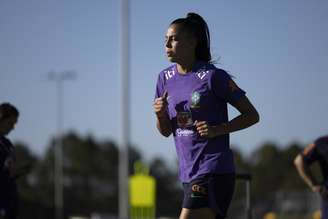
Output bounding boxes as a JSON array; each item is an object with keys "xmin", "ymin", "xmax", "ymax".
[
  {"xmin": 165, "ymin": 24, "xmax": 196, "ymax": 63},
  {"xmin": 0, "ymin": 116, "xmax": 17, "ymax": 136}
]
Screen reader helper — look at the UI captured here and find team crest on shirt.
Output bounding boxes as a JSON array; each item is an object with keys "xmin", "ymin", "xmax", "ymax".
[{"xmin": 190, "ymin": 91, "xmax": 200, "ymax": 108}]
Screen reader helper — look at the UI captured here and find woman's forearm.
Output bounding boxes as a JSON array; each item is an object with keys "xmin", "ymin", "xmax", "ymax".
[
  {"xmin": 213, "ymin": 109, "xmax": 259, "ymax": 136},
  {"xmin": 226, "ymin": 109, "xmax": 259, "ymax": 133},
  {"xmin": 156, "ymin": 114, "xmax": 172, "ymax": 137},
  {"xmin": 294, "ymin": 154, "xmax": 318, "ymax": 190}
]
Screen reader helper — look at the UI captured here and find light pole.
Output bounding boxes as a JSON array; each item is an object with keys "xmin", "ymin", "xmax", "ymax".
[
  {"xmin": 119, "ymin": 0, "xmax": 130, "ymax": 218},
  {"xmin": 48, "ymin": 70, "xmax": 76, "ymax": 219}
]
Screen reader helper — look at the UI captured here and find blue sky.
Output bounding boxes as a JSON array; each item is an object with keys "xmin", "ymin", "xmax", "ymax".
[{"xmin": 1, "ymin": 0, "xmax": 327, "ymax": 164}]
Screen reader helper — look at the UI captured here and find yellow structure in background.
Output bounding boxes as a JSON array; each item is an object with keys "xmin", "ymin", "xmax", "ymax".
[
  {"xmin": 263, "ymin": 212, "xmax": 277, "ymax": 219},
  {"xmin": 313, "ymin": 209, "xmax": 321, "ymax": 219},
  {"xmin": 129, "ymin": 161, "xmax": 156, "ymax": 219}
]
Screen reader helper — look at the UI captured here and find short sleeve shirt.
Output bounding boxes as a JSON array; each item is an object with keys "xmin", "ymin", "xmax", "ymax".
[
  {"xmin": 155, "ymin": 61, "xmax": 246, "ymax": 182},
  {"xmin": 302, "ymin": 136, "xmax": 328, "ymax": 182}
]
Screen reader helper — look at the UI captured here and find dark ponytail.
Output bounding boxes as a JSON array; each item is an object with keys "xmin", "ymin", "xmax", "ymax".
[{"xmin": 170, "ymin": 12, "xmax": 212, "ymax": 63}]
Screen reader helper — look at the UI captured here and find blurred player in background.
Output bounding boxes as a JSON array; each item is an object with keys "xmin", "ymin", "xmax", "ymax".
[
  {"xmin": 153, "ymin": 12, "xmax": 259, "ymax": 219},
  {"xmin": 294, "ymin": 135, "xmax": 328, "ymax": 219},
  {"xmin": 0, "ymin": 103, "xmax": 19, "ymax": 219}
]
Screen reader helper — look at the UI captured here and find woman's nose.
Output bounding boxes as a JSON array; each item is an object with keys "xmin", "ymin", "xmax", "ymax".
[{"xmin": 165, "ymin": 39, "xmax": 171, "ymax": 48}]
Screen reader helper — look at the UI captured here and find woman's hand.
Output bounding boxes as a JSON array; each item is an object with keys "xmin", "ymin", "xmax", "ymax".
[
  {"xmin": 153, "ymin": 91, "xmax": 168, "ymax": 118},
  {"xmin": 153, "ymin": 91, "xmax": 172, "ymax": 137},
  {"xmin": 194, "ymin": 121, "xmax": 225, "ymax": 138}
]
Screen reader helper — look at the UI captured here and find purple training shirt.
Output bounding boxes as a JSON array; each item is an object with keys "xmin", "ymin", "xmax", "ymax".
[{"xmin": 155, "ymin": 61, "xmax": 246, "ymax": 183}]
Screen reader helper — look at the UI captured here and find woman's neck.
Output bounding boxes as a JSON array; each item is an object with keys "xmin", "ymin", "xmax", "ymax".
[{"xmin": 176, "ymin": 57, "xmax": 196, "ymax": 74}]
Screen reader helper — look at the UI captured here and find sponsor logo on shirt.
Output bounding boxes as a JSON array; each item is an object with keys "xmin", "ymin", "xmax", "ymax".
[
  {"xmin": 177, "ymin": 111, "xmax": 193, "ymax": 128},
  {"xmin": 164, "ymin": 70, "xmax": 175, "ymax": 80},
  {"xmin": 196, "ymin": 70, "xmax": 209, "ymax": 80},
  {"xmin": 176, "ymin": 128, "xmax": 194, "ymax": 137}
]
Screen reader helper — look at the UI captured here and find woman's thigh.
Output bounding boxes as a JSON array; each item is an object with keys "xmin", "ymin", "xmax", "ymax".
[
  {"xmin": 179, "ymin": 207, "xmax": 216, "ymax": 219},
  {"xmin": 182, "ymin": 173, "xmax": 235, "ymax": 218}
]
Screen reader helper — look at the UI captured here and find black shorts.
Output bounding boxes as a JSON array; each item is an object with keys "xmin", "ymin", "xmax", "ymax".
[{"xmin": 182, "ymin": 173, "xmax": 235, "ymax": 219}]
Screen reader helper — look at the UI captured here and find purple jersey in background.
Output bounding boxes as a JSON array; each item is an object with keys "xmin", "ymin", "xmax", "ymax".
[
  {"xmin": 302, "ymin": 135, "xmax": 328, "ymax": 184},
  {"xmin": 155, "ymin": 61, "xmax": 246, "ymax": 183}
]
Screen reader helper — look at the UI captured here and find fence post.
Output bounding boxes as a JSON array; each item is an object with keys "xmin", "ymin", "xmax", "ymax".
[{"xmin": 236, "ymin": 173, "xmax": 252, "ymax": 219}]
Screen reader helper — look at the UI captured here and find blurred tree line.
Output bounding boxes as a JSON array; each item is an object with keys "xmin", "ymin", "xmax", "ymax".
[{"xmin": 13, "ymin": 132, "xmax": 318, "ymax": 218}]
